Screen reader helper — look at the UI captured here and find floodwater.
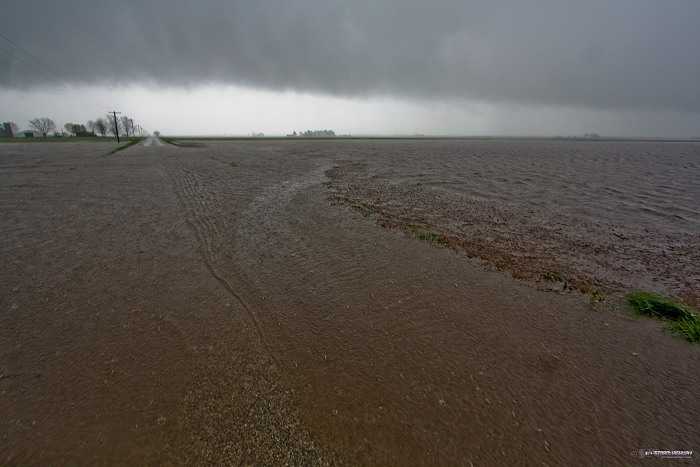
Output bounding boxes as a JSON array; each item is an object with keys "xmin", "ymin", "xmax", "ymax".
[
  {"xmin": 2, "ymin": 139, "xmax": 699, "ymax": 464},
  {"xmin": 326, "ymin": 139, "xmax": 700, "ymax": 306}
]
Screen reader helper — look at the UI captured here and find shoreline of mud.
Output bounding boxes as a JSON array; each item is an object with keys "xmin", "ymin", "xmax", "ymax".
[{"xmin": 324, "ymin": 157, "xmax": 700, "ymax": 311}]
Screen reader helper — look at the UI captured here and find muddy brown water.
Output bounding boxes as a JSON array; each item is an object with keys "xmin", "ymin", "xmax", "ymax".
[{"xmin": 1, "ymin": 139, "xmax": 699, "ymax": 465}]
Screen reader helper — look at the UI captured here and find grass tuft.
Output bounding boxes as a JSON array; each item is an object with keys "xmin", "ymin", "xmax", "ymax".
[
  {"xmin": 405, "ymin": 226, "xmax": 441, "ymax": 245},
  {"xmin": 627, "ymin": 291, "xmax": 692, "ymax": 320},
  {"xmin": 670, "ymin": 317, "xmax": 700, "ymax": 343},
  {"xmin": 349, "ymin": 203, "xmax": 382, "ymax": 221},
  {"xmin": 543, "ymin": 272, "xmax": 570, "ymax": 291},
  {"xmin": 627, "ymin": 291, "xmax": 699, "ymax": 343},
  {"xmin": 582, "ymin": 281, "xmax": 603, "ymax": 306}
]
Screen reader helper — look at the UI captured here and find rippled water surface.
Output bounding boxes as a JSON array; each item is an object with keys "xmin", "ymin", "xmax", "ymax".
[
  {"xmin": 353, "ymin": 139, "xmax": 700, "ymax": 235},
  {"xmin": 3, "ymin": 139, "xmax": 699, "ymax": 465},
  {"xmin": 222, "ymin": 139, "xmax": 700, "ymax": 464},
  {"xmin": 325, "ymin": 139, "xmax": 700, "ymax": 306}
]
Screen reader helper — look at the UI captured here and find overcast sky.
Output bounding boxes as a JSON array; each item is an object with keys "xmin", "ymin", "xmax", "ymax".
[{"xmin": 1, "ymin": 1, "xmax": 699, "ymax": 137}]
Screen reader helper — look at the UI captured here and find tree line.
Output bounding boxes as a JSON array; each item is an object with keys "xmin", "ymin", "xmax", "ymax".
[
  {"xmin": 2, "ymin": 115, "xmax": 142, "ymax": 138},
  {"xmin": 292, "ymin": 129, "xmax": 336, "ymax": 137}
]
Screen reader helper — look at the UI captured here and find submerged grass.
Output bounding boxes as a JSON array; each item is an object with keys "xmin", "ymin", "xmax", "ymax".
[
  {"xmin": 627, "ymin": 291, "xmax": 699, "ymax": 343},
  {"xmin": 582, "ymin": 281, "xmax": 604, "ymax": 306},
  {"xmin": 671, "ymin": 317, "xmax": 700, "ymax": 343},
  {"xmin": 405, "ymin": 226, "xmax": 441, "ymax": 245},
  {"xmin": 542, "ymin": 272, "xmax": 570, "ymax": 290},
  {"xmin": 627, "ymin": 291, "xmax": 693, "ymax": 320},
  {"xmin": 107, "ymin": 138, "xmax": 142, "ymax": 155},
  {"xmin": 350, "ymin": 203, "xmax": 383, "ymax": 221}
]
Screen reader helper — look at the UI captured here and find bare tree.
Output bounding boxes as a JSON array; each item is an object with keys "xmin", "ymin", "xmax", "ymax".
[
  {"xmin": 69, "ymin": 124, "xmax": 88, "ymax": 136},
  {"xmin": 94, "ymin": 118, "xmax": 108, "ymax": 137},
  {"xmin": 119, "ymin": 116, "xmax": 134, "ymax": 137},
  {"xmin": 106, "ymin": 114, "xmax": 119, "ymax": 137},
  {"xmin": 29, "ymin": 117, "xmax": 56, "ymax": 137},
  {"xmin": 64, "ymin": 123, "xmax": 75, "ymax": 136}
]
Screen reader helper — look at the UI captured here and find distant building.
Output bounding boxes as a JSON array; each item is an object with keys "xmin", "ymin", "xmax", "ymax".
[{"xmin": 1, "ymin": 122, "xmax": 14, "ymax": 137}]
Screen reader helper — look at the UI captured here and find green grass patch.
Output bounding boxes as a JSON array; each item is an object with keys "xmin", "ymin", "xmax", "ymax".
[
  {"xmin": 405, "ymin": 226, "xmax": 441, "ymax": 245},
  {"xmin": 627, "ymin": 291, "xmax": 699, "ymax": 343},
  {"xmin": 543, "ymin": 272, "xmax": 570, "ymax": 291},
  {"xmin": 107, "ymin": 138, "xmax": 142, "ymax": 155},
  {"xmin": 627, "ymin": 292, "xmax": 693, "ymax": 320},
  {"xmin": 671, "ymin": 317, "xmax": 700, "ymax": 343}
]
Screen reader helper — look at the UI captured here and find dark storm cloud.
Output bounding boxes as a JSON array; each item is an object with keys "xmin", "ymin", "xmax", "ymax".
[{"xmin": 2, "ymin": 0, "xmax": 699, "ymax": 112}]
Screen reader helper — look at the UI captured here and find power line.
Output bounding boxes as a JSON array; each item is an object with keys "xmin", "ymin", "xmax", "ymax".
[
  {"xmin": 0, "ymin": 32, "xmax": 145, "ymax": 137},
  {"xmin": 0, "ymin": 60, "xmax": 62, "ymax": 94},
  {"xmin": 0, "ymin": 44, "xmax": 64, "ymax": 90},
  {"xmin": 0, "ymin": 31, "xmax": 108, "ymax": 113},
  {"xmin": 0, "ymin": 56, "xmax": 103, "ymax": 113}
]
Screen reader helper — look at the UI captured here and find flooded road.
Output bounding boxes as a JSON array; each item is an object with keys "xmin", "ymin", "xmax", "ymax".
[{"xmin": 2, "ymin": 139, "xmax": 699, "ymax": 464}]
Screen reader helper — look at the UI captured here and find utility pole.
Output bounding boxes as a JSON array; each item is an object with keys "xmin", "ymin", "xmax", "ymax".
[{"xmin": 109, "ymin": 111, "xmax": 121, "ymax": 143}]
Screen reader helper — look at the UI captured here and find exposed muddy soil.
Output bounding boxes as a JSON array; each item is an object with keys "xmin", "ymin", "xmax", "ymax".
[
  {"xmin": 325, "ymin": 139, "xmax": 700, "ymax": 309},
  {"xmin": 1, "ymin": 139, "xmax": 698, "ymax": 465}
]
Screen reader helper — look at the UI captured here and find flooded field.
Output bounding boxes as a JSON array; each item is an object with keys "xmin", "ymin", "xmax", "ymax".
[
  {"xmin": 326, "ymin": 139, "xmax": 700, "ymax": 307},
  {"xmin": 1, "ymin": 139, "xmax": 699, "ymax": 464}
]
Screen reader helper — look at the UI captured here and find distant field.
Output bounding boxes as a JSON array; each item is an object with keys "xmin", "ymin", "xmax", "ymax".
[
  {"xmin": 0, "ymin": 136, "xmax": 140, "ymax": 143},
  {"xmin": 161, "ymin": 135, "xmax": 700, "ymax": 143}
]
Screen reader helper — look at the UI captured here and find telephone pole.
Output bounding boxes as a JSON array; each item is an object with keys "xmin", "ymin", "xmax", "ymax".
[{"xmin": 109, "ymin": 111, "xmax": 121, "ymax": 143}]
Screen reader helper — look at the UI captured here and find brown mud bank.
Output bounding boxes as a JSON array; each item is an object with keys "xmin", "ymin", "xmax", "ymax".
[
  {"xmin": 1, "ymin": 140, "xmax": 699, "ymax": 465},
  {"xmin": 324, "ymin": 140, "xmax": 700, "ymax": 310}
]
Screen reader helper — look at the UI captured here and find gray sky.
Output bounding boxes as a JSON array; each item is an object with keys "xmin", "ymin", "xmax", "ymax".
[{"xmin": 1, "ymin": 1, "xmax": 699, "ymax": 136}]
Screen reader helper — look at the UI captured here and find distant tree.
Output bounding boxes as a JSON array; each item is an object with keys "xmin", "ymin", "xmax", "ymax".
[
  {"xmin": 87, "ymin": 120, "xmax": 97, "ymax": 134},
  {"xmin": 93, "ymin": 118, "xmax": 108, "ymax": 137},
  {"xmin": 64, "ymin": 123, "xmax": 75, "ymax": 136},
  {"xmin": 106, "ymin": 114, "xmax": 119, "ymax": 136},
  {"xmin": 29, "ymin": 117, "xmax": 56, "ymax": 137},
  {"xmin": 301, "ymin": 129, "xmax": 336, "ymax": 138},
  {"xmin": 119, "ymin": 116, "xmax": 134, "ymax": 137}
]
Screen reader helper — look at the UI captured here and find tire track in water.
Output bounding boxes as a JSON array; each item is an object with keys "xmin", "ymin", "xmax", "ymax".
[
  {"xmin": 154, "ymin": 150, "xmax": 336, "ymax": 464},
  {"xmin": 166, "ymin": 160, "xmax": 334, "ymax": 368},
  {"xmin": 166, "ymin": 163, "xmax": 275, "ymax": 361}
]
